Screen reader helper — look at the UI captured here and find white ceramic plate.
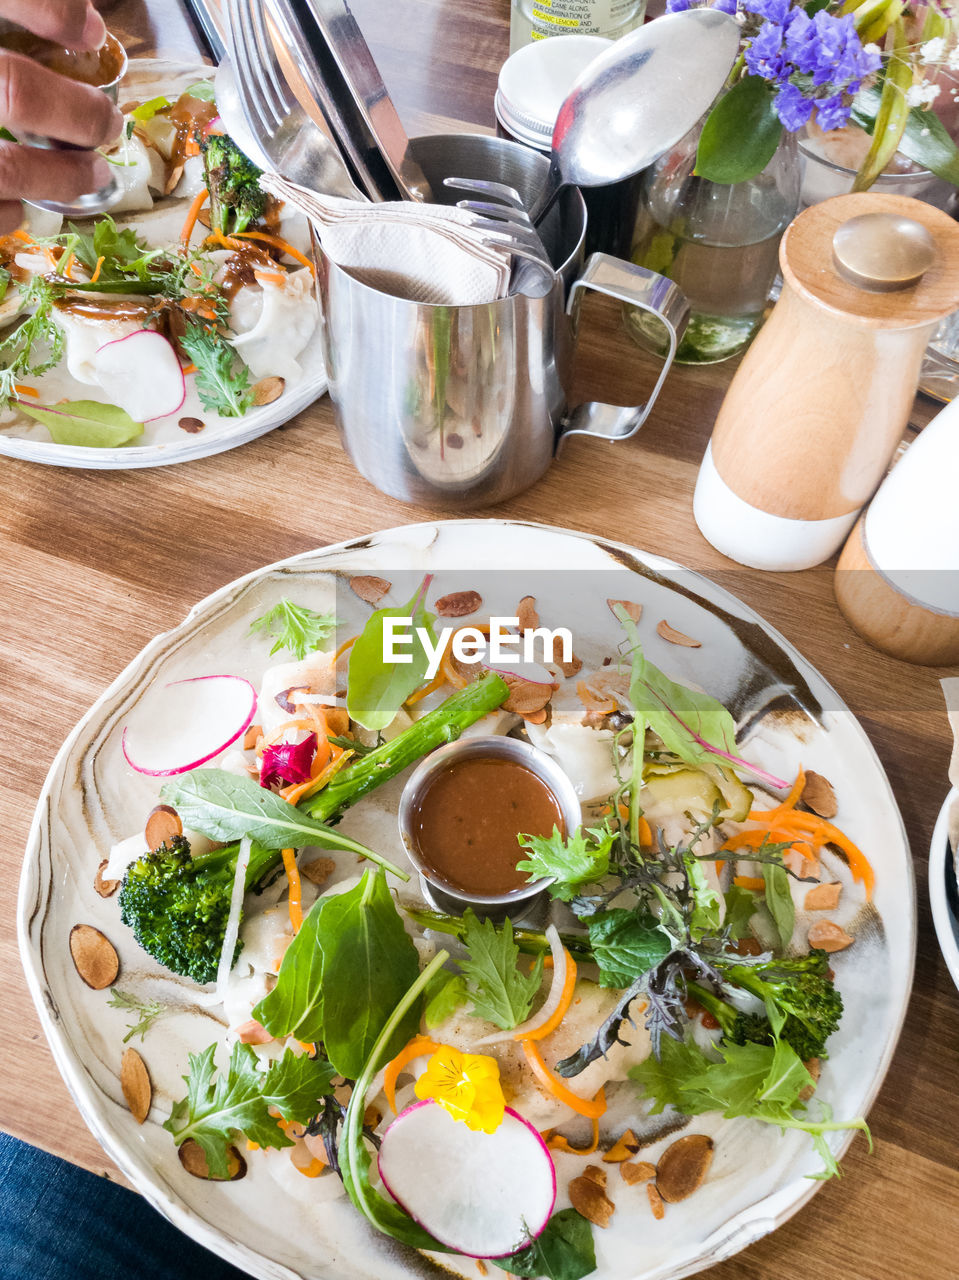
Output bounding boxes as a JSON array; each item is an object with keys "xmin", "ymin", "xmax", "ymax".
[
  {"xmin": 18, "ymin": 520, "xmax": 915, "ymax": 1280},
  {"xmin": 0, "ymin": 60, "xmax": 326, "ymax": 470},
  {"xmin": 929, "ymin": 788, "xmax": 959, "ymax": 993}
]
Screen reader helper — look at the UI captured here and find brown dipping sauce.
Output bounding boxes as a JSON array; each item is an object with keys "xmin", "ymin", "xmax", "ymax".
[
  {"xmin": 0, "ymin": 30, "xmax": 126, "ymax": 87},
  {"xmin": 408, "ymin": 756, "xmax": 565, "ymax": 896}
]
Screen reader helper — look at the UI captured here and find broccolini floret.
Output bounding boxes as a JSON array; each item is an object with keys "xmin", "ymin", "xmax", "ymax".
[{"xmin": 201, "ymin": 133, "xmax": 267, "ymax": 236}]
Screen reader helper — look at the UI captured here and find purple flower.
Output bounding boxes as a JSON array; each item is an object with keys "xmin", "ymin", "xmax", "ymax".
[
  {"xmin": 744, "ymin": 0, "xmax": 793, "ymax": 22},
  {"xmin": 665, "ymin": 0, "xmax": 693, "ymax": 10},
  {"xmin": 774, "ymin": 81, "xmax": 815, "ymax": 131},
  {"xmin": 745, "ymin": 20, "xmax": 787, "ymax": 82},
  {"xmin": 259, "ymin": 732, "xmax": 317, "ymax": 789},
  {"xmin": 711, "ymin": 0, "xmax": 738, "ymax": 12},
  {"xmin": 814, "ymin": 92, "xmax": 851, "ymax": 132}
]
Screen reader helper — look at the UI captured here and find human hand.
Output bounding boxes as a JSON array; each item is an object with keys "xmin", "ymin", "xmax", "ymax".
[{"xmin": 0, "ymin": 1, "xmax": 124, "ymax": 231}]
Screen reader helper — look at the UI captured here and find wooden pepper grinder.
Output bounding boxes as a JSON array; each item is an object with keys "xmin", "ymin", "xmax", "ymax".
[{"xmin": 694, "ymin": 193, "xmax": 959, "ymax": 571}]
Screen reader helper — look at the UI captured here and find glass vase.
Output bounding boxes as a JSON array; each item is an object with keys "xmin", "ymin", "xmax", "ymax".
[{"xmin": 628, "ymin": 120, "xmax": 800, "ymax": 365}]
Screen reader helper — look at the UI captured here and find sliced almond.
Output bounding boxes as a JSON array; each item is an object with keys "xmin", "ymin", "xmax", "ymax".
[
  {"xmin": 582, "ymin": 1164, "xmax": 607, "ymax": 1190},
  {"xmin": 363, "ymin": 1103, "xmax": 382, "ymax": 1129},
  {"xmin": 235, "ymin": 1018, "xmax": 273, "ymax": 1045},
  {"xmin": 144, "ymin": 804, "xmax": 183, "ymax": 852},
  {"xmin": 476, "ymin": 1263, "xmax": 488, "ymax": 1277},
  {"xmin": 252, "ymin": 376, "xmax": 285, "ymax": 406},
  {"xmin": 350, "ymin": 575, "xmax": 391, "ymax": 604},
  {"xmin": 121, "ymin": 1047, "xmax": 152, "ymax": 1124},
  {"xmin": 164, "ymin": 162, "xmax": 185, "ymax": 196},
  {"xmin": 799, "ymin": 1056, "xmax": 821, "ymax": 1104},
  {"xmin": 569, "ymin": 1172, "xmax": 615, "ymax": 1228},
  {"xmin": 301, "ymin": 855, "xmax": 336, "ymax": 886},
  {"xmin": 516, "ymin": 595, "xmax": 539, "ymax": 631},
  {"xmin": 807, "ymin": 920, "xmax": 854, "ymax": 952},
  {"xmin": 501, "ymin": 671, "xmax": 553, "ymax": 717},
  {"xmin": 94, "ymin": 859, "xmax": 120, "ymax": 899},
  {"xmin": 655, "ymin": 1134, "xmax": 714, "ymax": 1203},
  {"xmin": 802, "ymin": 771, "xmax": 838, "ymax": 819},
  {"xmin": 178, "ymin": 416, "xmax": 205, "ymax": 434},
  {"xmin": 804, "ymin": 881, "xmax": 842, "ymax": 912},
  {"xmin": 656, "ymin": 620, "xmax": 701, "ymax": 648},
  {"xmin": 621, "ymin": 1160, "xmax": 657, "ymax": 1185},
  {"xmin": 556, "ymin": 653, "xmax": 583, "ymax": 678},
  {"xmin": 607, "ymin": 598, "xmax": 642, "ymax": 623},
  {"xmin": 646, "ymin": 1183, "xmax": 665, "ymax": 1220},
  {"xmin": 69, "ymin": 924, "xmax": 119, "ymax": 989},
  {"xmin": 243, "ymin": 723, "xmax": 262, "ymax": 750},
  {"xmin": 434, "ymin": 590, "xmax": 483, "ymax": 617},
  {"xmin": 522, "ymin": 707, "xmax": 548, "ymax": 725},
  {"xmin": 178, "ymin": 1138, "xmax": 247, "ymax": 1181},
  {"xmin": 603, "ymin": 1130, "xmax": 640, "ymax": 1163}
]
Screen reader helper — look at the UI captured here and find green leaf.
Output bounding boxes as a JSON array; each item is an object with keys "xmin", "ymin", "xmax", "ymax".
[
  {"xmin": 696, "ymin": 75, "xmax": 783, "ymax": 184},
  {"xmin": 723, "ymin": 883, "xmax": 758, "ymax": 941},
  {"xmin": 686, "ymin": 853, "xmax": 722, "ymax": 940},
  {"xmin": 164, "ymin": 1042, "xmax": 335, "ymax": 1178},
  {"xmin": 586, "ymin": 909, "xmax": 670, "ymax": 988},
  {"xmin": 423, "ymin": 972, "xmax": 468, "ymax": 1029},
  {"xmin": 852, "ymin": 21, "xmax": 912, "ymax": 192},
  {"xmin": 685, "ymin": 1040, "xmax": 783, "ymax": 1118},
  {"xmin": 131, "ymin": 95, "xmax": 172, "ymax": 122},
  {"xmin": 180, "ymin": 320, "xmax": 255, "ymax": 418},
  {"xmin": 0, "ymin": 267, "xmax": 9, "ymax": 303},
  {"xmin": 18, "ymin": 399, "xmax": 143, "ymax": 448},
  {"xmin": 758, "ymin": 1037, "xmax": 815, "ymax": 1108},
  {"xmin": 158, "ymin": 768, "xmax": 407, "ymax": 877},
  {"xmin": 493, "ymin": 1209, "xmax": 597, "ymax": 1280},
  {"xmin": 253, "ymin": 893, "xmax": 333, "ymax": 1044},
  {"xmin": 516, "ymin": 825, "xmax": 614, "ymax": 902},
  {"xmin": 184, "ymin": 80, "xmax": 217, "ymax": 101},
  {"xmin": 106, "ymin": 989, "xmax": 166, "ymax": 1043},
  {"xmin": 346, "ymin": 578, "xmax": 437, "ymax": 731},
  {"xmin": 248, "ymin": 598, "xmax": 337, "ymax": 660},
  {"xmin": 852, "ymin": 85, "xmax": 959, "ymax": 185},
  {"xmin": 459, "ymin": 909, "xmax": 543, "ymax": 1031},
  {"xmin": 629, "ymin": 1034, "xmax": 718, "ymax": 1116},
  {"xmin": 763, "ymin": 862, "xmax": 795, "ymax": 951}
]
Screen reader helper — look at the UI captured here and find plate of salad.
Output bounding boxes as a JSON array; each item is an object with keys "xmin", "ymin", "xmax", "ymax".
[
  {"xmin": 0, "ymin": 60, "xmax": 326, "ymax": 469},
  {"xmin": 18, "ymin": 520, "xmax": 913, "ymax": 1280}
]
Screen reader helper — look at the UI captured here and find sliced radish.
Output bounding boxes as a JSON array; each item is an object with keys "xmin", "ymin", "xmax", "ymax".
[
  {"xmin": 122, "ymin": 675, "xmax": 257, "ymax": 776},
  {"xmin": 483, "ymin": 659, "xmax": 554, "ymax": 686},
  {"xmin": 377, "ymin": 1100, "xmax": 556, "ymax": 1258},
  {"xmin": 92, "ymin": 329, "xmax": 186, "ymax": 422}
]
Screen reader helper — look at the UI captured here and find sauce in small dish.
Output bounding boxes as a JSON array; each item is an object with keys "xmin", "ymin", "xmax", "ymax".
[
  {"xmin": 399, "ymin": 736, "xmax": 581, "ymax": 915},
  {"xmin": 0, "ymin": 30, "xmax": 127, "ymax": 88}
]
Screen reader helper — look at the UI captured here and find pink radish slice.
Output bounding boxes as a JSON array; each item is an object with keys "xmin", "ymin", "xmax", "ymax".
[
  {"xmin": 377, "ymin": 1100, "xmax": 556, "ymax": 1258},
  {"xmin": 122, "ymin": 675, "xmax": 257, "ymax": 776},
  {"xmin": 483, "ymin": 659, "xmax": 554, "ymax": 686},
  {"xmin": 92, "ymin": 329, "xmax": 186, "ymax": 422}
]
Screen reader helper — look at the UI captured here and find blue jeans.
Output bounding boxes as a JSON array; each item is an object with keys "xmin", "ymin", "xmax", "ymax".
[{"xmin": 0, "ymin": 1132, "xmax": 254, "ymax": 1279}]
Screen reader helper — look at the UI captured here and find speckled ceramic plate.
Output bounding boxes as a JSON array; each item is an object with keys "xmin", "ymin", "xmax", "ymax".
[
  {"xmin": 929, "ymin": 789, "xmax": 959, "ymax": 993},
  {"xmin": 18, "ymin": 520, "xmax": 914, "ymax": 1280},
  {"xmin": 0, "ymin": 60, "xmax": 326, "ymax": 470}
]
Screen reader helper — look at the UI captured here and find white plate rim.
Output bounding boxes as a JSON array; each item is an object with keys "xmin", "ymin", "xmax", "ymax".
[{"xmin": 929, "ymin": 787, "xmax": 959, "ymax": 993}]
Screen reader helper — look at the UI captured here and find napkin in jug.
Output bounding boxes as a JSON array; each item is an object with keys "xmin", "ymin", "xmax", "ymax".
[{"xmin": 261, "ymin": 174, "xmax": 513, "ymax": 306}]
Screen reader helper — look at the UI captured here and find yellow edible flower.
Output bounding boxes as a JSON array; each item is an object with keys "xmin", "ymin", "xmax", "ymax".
[{"xmin": 414, "ymin": 1044, "xmax": 505, "ymax": 1134}]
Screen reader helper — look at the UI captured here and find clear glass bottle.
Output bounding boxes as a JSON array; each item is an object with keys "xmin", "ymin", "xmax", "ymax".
[
  {"xmin": 509, "ymin": 0, "xmax": 646, "ymax": 55},
  {"xmin": 628, "ymin": 121, "xmax": 800, "ymax": 364}
]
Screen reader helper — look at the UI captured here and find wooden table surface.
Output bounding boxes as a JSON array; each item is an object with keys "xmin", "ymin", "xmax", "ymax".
[{"xmin": 2, "ymin": 2, "xmax": 957, "ymax": 1277}]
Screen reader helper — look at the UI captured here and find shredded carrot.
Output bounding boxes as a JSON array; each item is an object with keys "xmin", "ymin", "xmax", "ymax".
[
  {"xmin": 543, "ymin": 1105, "xmax": 603, "ymax": 1155},
  {"xmin": 181, "ymin": 362, "xmax": 197, "ymax": 375},
  {"xmin": 246, "ymin": 1139, "xmax": 260, "ymax": 1151},
  {"xmin": 521, "ymin": 1040, "xmax": 607, "ymax": 1119},
  {"xmin": 280, "ymin": 748, "xmax": 353, "ymax": 807},
  {"xmin": 335, "ymin": 634, "xmax": 357, "ymax": 662},
  {"xmin": 181, "ymin": 186, "xmax": 209, "ymax": 245},
  {"xmin": 293, "ymin": 1156, "xmax": 326, "ymax": 1178},
  {"xmin": 254, "ymin": 268, "xmax": 287, "ymax": 287},
  {"xmin": 231, "ymin": 229, "xmax": 316, "ymax": 275},
  {"xmin": 203, "ymin": 230, "xmax": 247, "ymax": 253},
  {"xmin": 750, "ymin": 767, "xmax": 806, "ymax": 824},
  {"xmin": 576, "ymin": 680, "xmax": 617, "ymax": 715},
  {"xmin": 61, "ymin": 251, "xmax": 75, "ymax": 280},
  {"xmin": 189, "ymin": 261, "xmax": 205, "ymax": 277},
  {"xmin": 13, "ymin": 384, "xmax": 39, "ymax": 398},
  {"xmin": 281, "ymin": 847, "xmax": 302, "ymax": 934},
  {"xmin": 542, "ymin": 955, "xmax": 554, "ymax": 970},
  {"xmin": 43, "ymin": 246, "xmax": 58, "ymax": 270},
  {"xmin": 11, "ymin": 229, "xmax": 34, "ymax": 243},
  {"xmin": 383, "ymin": 1036, "xmax": 441, "ymax": 1114},
  {"xmin": 89, "ymin": 255, "xmax": 105, "ymax": 283},
  {"xmin": 732, "ymin": 875, "xmax": 766, "ymax": 892},
  {"xmin": 517, "ymin": 950, "xmax": 577, "ymax": 1043},
  {"xmin": 405, "ymin": 663, "xmax": 450, "ymax": 707}
]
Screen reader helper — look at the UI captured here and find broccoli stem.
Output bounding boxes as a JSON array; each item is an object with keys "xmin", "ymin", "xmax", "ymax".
[
  {"xmin": 301, "ymin": 672, "xmax": 509, "ymax": 820},
  {"xmin": 686, "ymin": 981, "xmax": 737, "ymax": 1034}
]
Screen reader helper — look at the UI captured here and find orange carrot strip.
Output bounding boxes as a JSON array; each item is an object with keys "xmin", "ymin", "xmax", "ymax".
[
  {"xmin": 11, "ymin": 229, "xmax": 34, "ymax": 243},
  {"xmin": 61, "ymin": 251, "xmax": 75, "ymax": 280},
  {"xmin": 254, "ymin": 268, "xmax": 287, "ymax": 287},
  {"xmin": 231, "ymin": 229, "xmax": 315, "ymax": 274},
  {"xmin": 517, "ymin": 950, "xmax": 577, "ymax": 1043},
  {"xmin": 747, "ymin": 767, "xmax": 806, "ymax": 824},
  {"xmin": 293, "ymin": 1156, "xmax": 326, "ymax": 1178},
  {"xmin": 383, "ymin": 1036, "xmax": 441, "ymax": 1114},
  {"xmin": 732, "ymin": 875, "xmax": 766, "ymax": 892},
  {"xmin": 544, "ymin": 1107, "xmax": 602, "ymax": 1155},
  {"xmin": 181, "ymin": 186, "xmax": 210, "ymax": 245},
  {"xmin": 13, "ymin": 384, "xmax": 39, "ymax": 398},
  {"xmin": 89, "ymin": 255, "xmax": 105, "ymax": 283},
  {"xmin": 521, "ymin": 1039, "xmax": 607, "ymax": 1119},
  {"xmin": 335, "ymin": 634, "xmax": 357, "ymax": 662},
  {"xmin": 181, "ymin": 362, "xmax": 197, "ymax": 375},
  {"xmin": 281, "ymin": 748, "xmax": 353, "ymax": 807},
  {"xmin": 761, "ymin": 811, "xmax": 874, "ymax": 898},
  {"xmin": 281, "ymin": 847, "xmax": 302, "ymax": 934}
]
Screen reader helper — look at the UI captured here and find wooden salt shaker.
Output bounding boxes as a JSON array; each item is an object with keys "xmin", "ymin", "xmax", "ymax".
[
  {"xmin": 835, "ymin": 394, "xmax": 959, "ymax": 665},
  {"xmin": 694, "ymin": 193, "xmax": 959, "ymax": 571}
]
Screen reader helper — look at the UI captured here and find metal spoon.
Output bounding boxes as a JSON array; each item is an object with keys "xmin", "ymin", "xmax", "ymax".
[{"xmin": 528, "ymin": 9, "xmax": 742, "ymax": 225}]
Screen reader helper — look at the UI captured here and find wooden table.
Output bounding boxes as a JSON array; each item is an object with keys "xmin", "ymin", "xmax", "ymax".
[{"xmin": 2, "ymin": 2, "xmax": 957, "ymax": 1277}]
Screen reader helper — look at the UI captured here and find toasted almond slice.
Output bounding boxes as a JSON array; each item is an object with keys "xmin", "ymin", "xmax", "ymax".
[
  {"xmin": 608, "ymin": 598, "xmax": 642, "ymax": 623},
  {"xmin": 582, "ymin": 1164, "xmax": 607, "ymax": 1190},
  {"xmin": 476, "ymin": 1263, "xmax": 488, "ymax": 1277},
  {"xmin": 350, "ymin": 575, "xmax": 391, "ymax": 604},
  {"xmin": 163, "ymin": 162, "xmax": 185, "ymax": 196},
  {"xmin": 145, "ymin": 804, "xmax": 182, "ymax": 852},
  {"xmin": 121, "ymin": 1047, "xmax": 152, "ymax": 1124},
  {"xmin": 807, "ymin": 920, "xmax": 854, "ymax": 952},
  {"xmin": 363, "ymin": 1103, "xmax": 382, "ymax": 1129},
  {"xmin": 94, "ymin": 859, "xmax": 120, "ymax": 899},
  {"xmin": 804, "ymin": 881, "xmax": 842, "ymax": 912},
  {"xmin": 603, "ymin": 1130, "xmax": 640, "ymax": 1163},
  {"xmin": 799, "ymin": 1056, "xmax": 821, "ymax": 1104},
  {"xmin": 70, "ymin": 924, "xmax": 119, "ymax": 989},
  {"xmin": 243, "ymin": 723, "xmax": 262, "ymax": 750},
  {"xmin": 177, "ymin": 416, "xmax": 205, "ymax": 434},
  {"xmin": 435, "ymin": 590, "xmax": 483, "ymax": 617},
  {"xmin": 620, "ymin": 1160, "xmax": 657, "ymax": 1185},
  {"xmin": 802, "ymin": 770, "xmax": 838, "ymax": 819},
  {"xmin": 522, "ymin": 707, "xmax": 548, "ymax": 725},
  {"xmin": 569, "ymin": 1173, "xmax": 615, "ymax": 1228},
  {"xmin": 235, "ymin": 1018, "xmax": 273, "ymax": 1045},
  {"xmin": 647, "ymin": 1183, "xmax": 666, "ymax": 1220},
  {"xmin": 556, "ymin": 653, "xmax": 583, "ymax": 678},
  {"xmin": 656, "ymin": 620, "xmax": 701, "ymax": 648},
  {"xmin": 252, "ymin": 376, "xmax": 285, "ymax": 406},
  {"xmin": 501, "ymin": 671, "xmax": 552, "ymax": 716},
  {"xmin": 301, "ymin": 855, "xmax": 336, "ymax": 886},
  {"xmin": 517, "ymin": 595, "xmax": 539, "ymax": 631},
  {"xmin": 655, "ymin": 1134, "xmax": 714, "ymax": 1203},
  {"xmin": 178, "ymin": 1138, "xmax": 247, "ymax": 1181}
]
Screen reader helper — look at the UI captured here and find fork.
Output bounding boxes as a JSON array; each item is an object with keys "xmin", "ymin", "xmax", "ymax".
[{"xmin": 443, "ymin": 177, "xmax": 553, "ymax": 269}]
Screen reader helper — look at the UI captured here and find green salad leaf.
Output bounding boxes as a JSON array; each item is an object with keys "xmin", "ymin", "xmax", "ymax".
[
  {"xmin": 347, "ymin": 576, "xmax": 437, "ymax": 731},
  {"xmin": 763, "ymin": 862, "xmax": 795, "ymax": 950},
  {"xmin": 493, "ymin": 1208, "xmax": 597, "ymax": 1280},
  {"xmin": 423, "ymin": 972, "xmax": 469, "ymax": 1029},
  {"xmin": 248, "ymin": 598, "xmax": 337, "ymax": 660},
  {"xmin": 164, "ymin": 1043, "xmax": 335, "ymax": 1179},
  {"xmin": 180, "ymin": 319, "xmax": 255, "ymax": 418},
  {"xmin": 17, "ymin": 399, "xmax": 143, "ymax": 447},
  {"xmin": 516, "ymin": 825, "xmax": 614, "ymax": 901},
  {"xmin": 586, "ymin": 909, "xmax": 670, "ymax": 989},
  {"xmin": 459, "ymin": 909, "xmax": 543, "ymax": 1031}
]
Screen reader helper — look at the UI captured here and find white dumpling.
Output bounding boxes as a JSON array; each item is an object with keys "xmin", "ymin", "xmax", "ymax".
[
  {"xmin": 50, "ymin": 307, "xmax": 147, "ymax": 384},
  {"xmin": 228, "ymin": 267, "xmax": 317, "ymax": 381},
  {"xmin": 107, "ymin": 134, "xmax": 166, "ymax": 213},
  {"xmin": 525, "ymin": 719, "xmax": 618, "ymax": 803},
  {"xmin": 171, "ymin": 153, "xmax": 207, "ymax": 201}
]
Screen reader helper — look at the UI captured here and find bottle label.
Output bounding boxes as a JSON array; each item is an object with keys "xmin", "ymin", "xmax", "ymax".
[{"xmin": 519, "ymin": 0, "xmax": 643, "ymax": 41}]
